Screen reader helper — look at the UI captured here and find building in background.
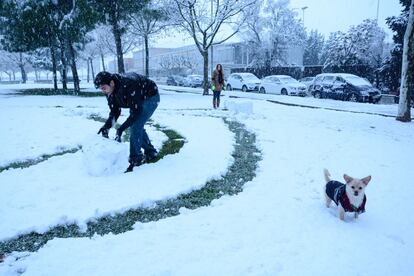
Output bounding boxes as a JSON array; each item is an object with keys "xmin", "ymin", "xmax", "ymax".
[
  {"xmin": 130, "ymin": 43, "xmax": 304, "ymax": 77},
  {"xmin": 108, "ymin": 57, "xmax": 135, "ymax": 73}
]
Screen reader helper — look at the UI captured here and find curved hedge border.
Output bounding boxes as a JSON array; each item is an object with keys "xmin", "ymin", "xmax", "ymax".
[{"xmin": 0, "ymin": 119, "xmax": 261, "ymax": 255}]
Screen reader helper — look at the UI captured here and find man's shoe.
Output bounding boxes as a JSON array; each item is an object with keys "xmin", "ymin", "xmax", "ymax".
[
  {"xmin": 145, "ymin": 152, "xmax": 158, "ymax": 163},
  {"xmin": 124, "ymin": 160, "xmax": 142, "ymax": 173}
]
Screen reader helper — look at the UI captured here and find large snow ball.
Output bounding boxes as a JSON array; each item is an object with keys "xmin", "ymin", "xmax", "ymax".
[
  {"xmin": 224, "ymin": 100, "xmax": 253, "ymax": 115},
  {"xmin": 82, "ymin": 135, "xmax": 129, "ymax": 176}
]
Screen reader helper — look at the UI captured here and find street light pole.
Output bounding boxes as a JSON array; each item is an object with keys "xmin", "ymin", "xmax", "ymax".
[
  {"xmin": 210, "ymin": 0, "xmax": 214, "ymax": 75},
  {"xmin": 301, "ymin": 6, "xmax": 308, "ymax": 26},
  {"xmin": 376, "ymin": 0, "xmax": 380, "ymax": 22}
]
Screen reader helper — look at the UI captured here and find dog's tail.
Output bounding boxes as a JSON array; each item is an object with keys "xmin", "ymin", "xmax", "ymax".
[{"xmin": 324, "ymin": 169, "xmax": 331, "ymax": 183}]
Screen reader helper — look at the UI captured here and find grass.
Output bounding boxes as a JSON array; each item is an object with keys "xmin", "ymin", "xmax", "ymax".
[
  {"xmin": 0, "ymin": 120, "xmax": 261, "ymax": 255},
  {"xmin": 0, "ymin": 148, "xmax": 80, "ymax": 174}
]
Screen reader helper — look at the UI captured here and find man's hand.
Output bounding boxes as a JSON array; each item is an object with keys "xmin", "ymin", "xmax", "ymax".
[
  {"xmin": 97, "ymin": 127, "xmax": 109, "ymax": 138},
  {"xmin": 115, "ymin": 129, "xmax": 122, "ymax": 142}
]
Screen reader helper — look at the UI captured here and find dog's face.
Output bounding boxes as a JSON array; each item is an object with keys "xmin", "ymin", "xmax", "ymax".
[{"xmin": 343, "ymin": 174, "xmax": 371, "ymax": 198}]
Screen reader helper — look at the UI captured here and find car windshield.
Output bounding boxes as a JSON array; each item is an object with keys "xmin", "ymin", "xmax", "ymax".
[
  {"xmin": 279, "ymin": 76, "xmax": 298, "ymax": 84},
  {"xmin": 241, "ymin": 74, "xmax": 260, "ymax": 82},
  {"xmin": 343, "ymin": 75, "xmax": 372, "ymax": 86}
]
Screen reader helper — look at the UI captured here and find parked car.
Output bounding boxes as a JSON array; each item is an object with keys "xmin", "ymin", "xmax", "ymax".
[
  {"xmin": 309, "ymin": 73, "xmax": 382, "ymax": 103},
  {"xmin": 299, "ymin": 77, "xmax": 315, "ymax": 93},
  {"xmin": 259, "ymin": 75, "xmax": 307, "ymax": 96},
  {"xmin": 187, "ymin": 74, "xmax": 203, "ymax": 88},
  {"xmin": 166, "ymin": 75, "xmax": 186, "ymax": 86},
  {"xmin": 226, "ymin": 73, "xmax": 261, "ymax": 92}
]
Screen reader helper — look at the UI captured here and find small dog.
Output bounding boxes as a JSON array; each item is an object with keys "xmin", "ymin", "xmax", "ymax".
[{"xmin": 324, "ymin": 169, "xmax": 371, "ymax": 220}]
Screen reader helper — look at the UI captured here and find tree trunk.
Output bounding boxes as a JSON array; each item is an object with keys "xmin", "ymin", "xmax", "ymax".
[
  {"xmin": 50, "ymin": 44, "xmax": 58, "ymax": 90},
  {"xmin": 101, "ymin": 54, "xmax": 106, "ymax": 71},
  {"xmin": 202, "ymin": 50, "xmax": 209, "ymax": 95},
  {"xmin": 144, "ymin": 34, "xmax": 149, "ymax": 77},
  {"xmin": 19, "ymin": 53, "xmax": 27, "ymax": 84},
  {"xmin": 90, "ymin": 58, "xmax": 95, "ymax": 80},
  {"xmin": 397, "ymin": 0, "xmax": 414, "ymax": 122},
  {"xmin": 87, "ymin": 58, "xmax": 90, "ymax": 83},
  {"xmin": 112, "ymin": 21, "xmax": 125, "ymax": 73},
  {"xmin": 58, "ymin": 37, "xmax": 68, "ymax": 90},
  {"xmin": 68, "ymin": 40, "xmax": 80, "ymax": 94}
]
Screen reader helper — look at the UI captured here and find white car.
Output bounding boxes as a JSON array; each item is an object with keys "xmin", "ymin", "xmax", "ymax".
[
  {"xmin": 258, "ymin": 75, "xmax": 307, "ymax": 96},
  {"xmin": 226, "ymin": 73, "xmax": 261, "ymax": 92}
]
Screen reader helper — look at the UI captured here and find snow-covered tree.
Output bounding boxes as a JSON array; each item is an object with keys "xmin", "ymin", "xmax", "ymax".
[
  {"xmin": 396, "ymin": 0, "xmax": 414, "ymax": 122},
  {"xmin": 0, "ymin": 0, "xmax": 99, "ymax": 91},
  {"xmin": 27, "ymin": 48, "xmax": 54, "ymax": 80},
  {"xmin": 303, "ymin": 30, "xmax": 325, "ymax": 66},
  {"xmin": 167, "ymin": 0, "xmax": 256, "ymax": 95},
  {"xmin": 56, "ymin": 0, "xmax": 99, "ymax": 93},
  {"xmin": 323, "ymin": 19, "xmax": 386, "ymax": 70},
  {"xmin": 351, "ymin": 19, "xmax": 386, "ymax": 68},
  {"xmin": 239, "ymin": 0, "xmax": 306, "ymax": 68}
]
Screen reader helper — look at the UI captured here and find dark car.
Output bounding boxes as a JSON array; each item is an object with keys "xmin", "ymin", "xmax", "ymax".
[
  {"xmin": 309, "ymin": 73, "xmax": 381, "ymax": 103},
  {"xmin": 166, "ymin": 75, "xmax": 186, "ymax": 86}
]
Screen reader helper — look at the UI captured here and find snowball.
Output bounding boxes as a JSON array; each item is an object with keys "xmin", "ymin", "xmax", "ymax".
[
  {"xmin": 224, "ymin": 100, "xmax": 253, "ymax": 115},
  {"xmin": 82, "ymin": 135, "xmax": 129, "ymax": 176}
]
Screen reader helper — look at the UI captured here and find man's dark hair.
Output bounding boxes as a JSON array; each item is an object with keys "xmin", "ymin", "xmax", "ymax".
[{"xmin": 94, "ymin": 71, "xmax": 114, "ymax": 88}]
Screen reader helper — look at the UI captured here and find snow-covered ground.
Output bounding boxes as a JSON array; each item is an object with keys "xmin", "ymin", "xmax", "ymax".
[{"xmin": 0, "ymin": 82, "xmax": 413, "ymax": 275}]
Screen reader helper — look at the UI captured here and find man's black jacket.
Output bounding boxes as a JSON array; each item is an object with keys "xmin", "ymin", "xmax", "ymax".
[{"xmin": 102, "ymin": 72, "xmax": 158, "ymax": 133}]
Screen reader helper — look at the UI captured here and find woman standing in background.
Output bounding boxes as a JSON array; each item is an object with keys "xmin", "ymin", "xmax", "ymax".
[{"xmin": 211, "ymin": 64, "xmax": 225, "ymax": 109}]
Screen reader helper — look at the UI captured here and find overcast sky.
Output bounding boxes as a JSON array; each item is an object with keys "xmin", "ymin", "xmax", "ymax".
[
  {"xmin": 290, "ymin": 0, "xmax": 403, "ymax": 39},
  {"xmin": 153, "ymin": 0, "xmax": 403, "ymax": 48}
]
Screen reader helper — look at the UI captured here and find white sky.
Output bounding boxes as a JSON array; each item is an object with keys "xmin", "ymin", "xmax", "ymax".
[
  {"xmin": 290, "ymin": 0, "xmax": 403, "ymax": 40},
  {"xmin": 153, "ymin": 0, "xmax": 403, "ymax": 48}
]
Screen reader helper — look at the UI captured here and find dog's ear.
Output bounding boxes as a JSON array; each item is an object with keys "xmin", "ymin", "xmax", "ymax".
[
  {"xmin": 361, "ymin": 175, "xmax": 371, "ymax": 185},
  {"xmin": 343, "ymin": 174, "xmax": 353, "ymax": 183}
]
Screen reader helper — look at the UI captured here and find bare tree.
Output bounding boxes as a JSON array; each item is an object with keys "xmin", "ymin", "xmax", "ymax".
[
  {"xmin": 128, "ymin": 0, "xmax": 169, "ymax": 77},
  {"xmin": 89, "ymin": 25, "xmax": 115, "ymax": 72},
  {"xmin": 103, "ymin": 28, "xmax": 141, "ymax": 71},
  {"xmin": 0, "ymin": 51, "xmax": 30, "ymax": 83},
  {"xmin": 0, "ymin": 51, "xmax": 19, "ymax": 81},
  {"xmin": 396, "ymin": 0, "xmax": 414, "ymax": 122},
  {"xmin": 179, "ymin": 55, "xmax": 199, "ymax": 73},
  {"xmin": 79, "ymin": 37, "xmax": 100, "ymax": 82},
  {"xmin": 168, "ymin": 0, "xmax": 255, "ymax": 95}
]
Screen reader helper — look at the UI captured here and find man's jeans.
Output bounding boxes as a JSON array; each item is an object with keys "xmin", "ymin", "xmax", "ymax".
[{"xmin": 129, "ymin": 94, "xmax": 160, "ymax": 163}]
